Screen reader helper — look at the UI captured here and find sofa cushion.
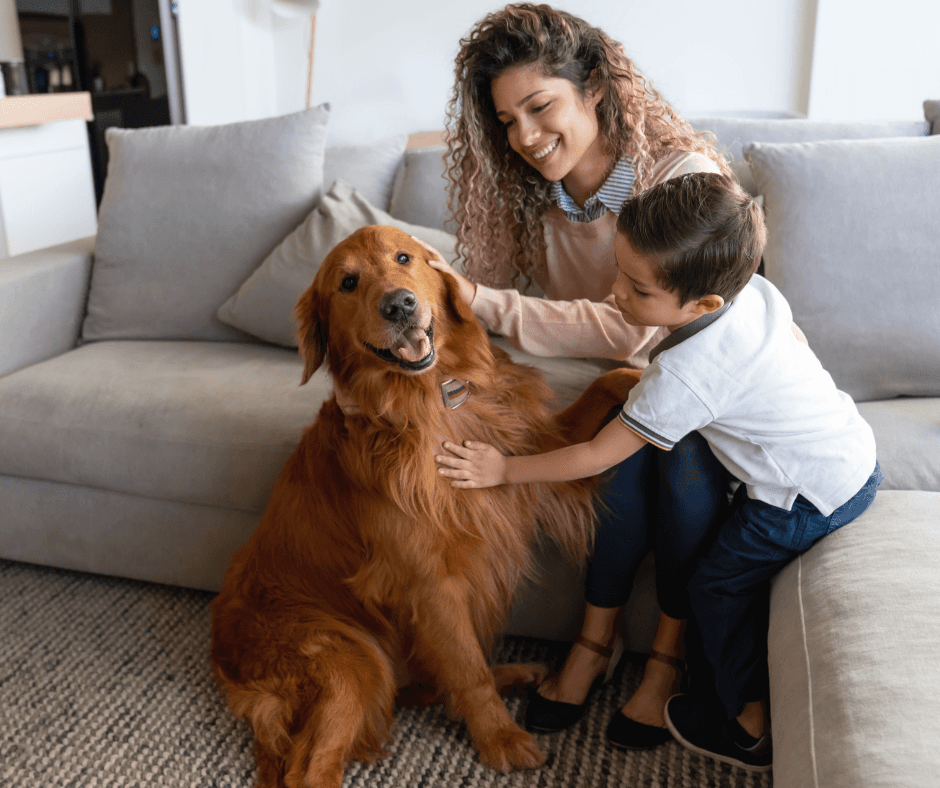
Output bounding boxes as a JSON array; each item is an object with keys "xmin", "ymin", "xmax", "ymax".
[
  {"xmin": 0, "ymin": 336, "xmax": 620, "ymax": 518},
  {"xmin": 744, "ymin": 136, "xmax": 940, "ymax": 402},
  {"xmin": 925, "ymin": 100, "xmax": 940, "ymax": 135},
  {"xmin": 82, "ymin": 105, "xmax": 330, "ymax": 342},
  {"xmin": 688, "ymin": 117, "xmax": 929, "ymax": 194},
  {"xmin": 0, "ymin": 475, "xmax": 260, "ymax": 592},
  {"xmin": 857, "ymin": 397, "xmax": 940, "ymax": 492},
  {"xmin": 0, "ymin": 237, "xmax": 93, "ymax": 379},
  {"xmin": 388, "ymin": 144, "xmax": 454, "ymax": 232},
  {"xmin": 323, "ymin": 134, "xmax": 407, "ymax": 211},
  {"xmin": 769, "ymin": 490, "xmax": 940, "ymax": 788},
  {"xmin": 216, "ymin": 181, "xmax": 460, "ymax": 347},
  {"xmin": 0, "ymin": 341, "xmax": 327, "ymax": 513}
]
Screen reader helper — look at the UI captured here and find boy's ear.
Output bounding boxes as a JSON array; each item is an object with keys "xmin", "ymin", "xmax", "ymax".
[{"xmin": 695, "ymin": 294, "xmax": 725, "ymax": 315}]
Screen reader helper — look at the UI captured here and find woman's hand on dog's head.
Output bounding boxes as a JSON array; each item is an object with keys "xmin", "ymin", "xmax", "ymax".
[
  {"xmin": 436, "ymin": 441, "xmax": 506, "ymax": 488},
  {"xmin": 411, "ymin": 235, "xmax": 478, "ymax": 307}
]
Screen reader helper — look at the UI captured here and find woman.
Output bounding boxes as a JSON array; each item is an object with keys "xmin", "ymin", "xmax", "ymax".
[{"xmin": 429, "ymin": 3, "xmax": 733, "ymax": 750}]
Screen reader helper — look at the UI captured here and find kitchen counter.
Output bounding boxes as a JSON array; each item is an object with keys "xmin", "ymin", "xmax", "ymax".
[
  {"xmin": 0, "ymin": 92, "xmax": 97, "ymax": 257},
  {"xmin": 0, "ymin": 92, "xmax": 93, "ymax": 129}
]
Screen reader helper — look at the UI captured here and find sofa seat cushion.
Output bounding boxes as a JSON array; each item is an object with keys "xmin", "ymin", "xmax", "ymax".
[
  {"xmin": 489, "ymin": 336, "xmax": 623, "ymax": 409},
  {"xmin": 0, "ymin": 337, "xmax": 618, "ymax": 516},
  {"xmin": 769, "ymin": 490, "xmax": 940, "ymax": 788},
  {"xmin": 858, "ymin": 397, "xmax": 940, "ymax": 492},
  {"xmin": 0, "ymin": 341, "xmax": 328, "ymax": 513}
]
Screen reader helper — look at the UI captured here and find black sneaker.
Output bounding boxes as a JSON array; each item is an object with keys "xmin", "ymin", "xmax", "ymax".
[{"xmin": 664, "ymin": 694, "xmax": 772, "ymax": 773}]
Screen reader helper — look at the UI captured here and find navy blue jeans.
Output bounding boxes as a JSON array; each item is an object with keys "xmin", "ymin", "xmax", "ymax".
[
  {"xmin": 586, "ymin": 415, "xmax": 732, "ymax": 621},
  {"xmin": 689, "ymin": 462, "xmax": 884, "ymax": 717}
]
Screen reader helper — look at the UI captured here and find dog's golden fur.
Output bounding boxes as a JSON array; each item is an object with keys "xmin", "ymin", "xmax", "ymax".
[{"xmin": 210, "ymin": 226, "xmax": 639, "ymax": 788}]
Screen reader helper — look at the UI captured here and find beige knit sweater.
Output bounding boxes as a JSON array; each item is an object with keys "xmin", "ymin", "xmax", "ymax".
[{"xmin": 471, "ymin": 151, "xmax": 720, "ymax": 368}]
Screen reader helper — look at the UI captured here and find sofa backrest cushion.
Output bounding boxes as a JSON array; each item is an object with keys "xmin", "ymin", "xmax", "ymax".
[
  {"xmin": 388, "ymin": 145, "xmax": 453, "ymax": 232},
  {"xmin": 216, "ymin": 181, "xmax": 459, "ymax": 348},
  {"xmin": 689, "ymin": 117, "xmax": 930, "ymax": 194},
  {"xmin": 745, "ymin": 135, "xmax": 940, "ymax": 402},
  {"xmin": 323, "ymin": 134, "xmax": 408, "ymax": 212},
  {"xmin": 925, "ymin": 100, "xmax": 940, "ymax": 135},
  {"xmin": 82, "ymin": 105, "xmax": 330, "ymax": 342}
]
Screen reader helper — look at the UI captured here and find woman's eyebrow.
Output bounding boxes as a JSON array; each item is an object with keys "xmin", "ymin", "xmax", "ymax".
[{"xmin": 495, "ymin": 90, "xmax": 546, "ymax": 116}]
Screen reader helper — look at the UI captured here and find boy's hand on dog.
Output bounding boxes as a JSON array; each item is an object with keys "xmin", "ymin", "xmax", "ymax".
[
  {"xmin": 437, "ymin": 440, "xmax": 506, "ymax": 488},
  {"xmin": 411, "ymin": 235, "xmax": 478, "ymax": 307}
]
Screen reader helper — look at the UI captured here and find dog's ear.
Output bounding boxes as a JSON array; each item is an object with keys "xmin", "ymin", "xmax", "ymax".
[
  {"xmin": 440, "ymin": 268, "xmax": 476, "ymax": 325},
  {"xmin": 295, "ymin": 285, "xmax": 329, "ymax": 385}
]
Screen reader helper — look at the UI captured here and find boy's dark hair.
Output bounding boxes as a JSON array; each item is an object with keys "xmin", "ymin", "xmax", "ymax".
[{"xmin": 616, "ymin": 172, "xmax": 766, "ymax": 305}]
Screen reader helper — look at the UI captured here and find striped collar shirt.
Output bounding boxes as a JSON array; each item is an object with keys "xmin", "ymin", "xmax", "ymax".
[{"xmin": 550, "ymin": 157, "xmax": 635, "ymax": 223}]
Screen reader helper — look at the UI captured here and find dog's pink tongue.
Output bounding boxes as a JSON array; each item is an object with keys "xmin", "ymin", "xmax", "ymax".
[{"xmin": 392, "ymin": 327, "xmax": 430, "ymax": 363}]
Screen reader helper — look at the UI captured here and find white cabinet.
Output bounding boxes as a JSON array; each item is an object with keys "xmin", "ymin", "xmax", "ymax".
[{"xmin": 0, "ymin": 106, "xmax": 98, "ymax": 258}]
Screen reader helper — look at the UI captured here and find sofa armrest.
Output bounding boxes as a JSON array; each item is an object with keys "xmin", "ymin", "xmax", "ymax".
[
  {"xmin": 0, "ymin": 236, "xmax": 95, "ymax": 379},
  {"xmin": 769, "ymin": 491, "xmax": 940, "ymax": 788}
]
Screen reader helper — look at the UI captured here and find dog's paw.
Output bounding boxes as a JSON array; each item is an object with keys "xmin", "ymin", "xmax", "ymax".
[
  {"xmin": 284, "ymin": 764, "xmax": 343, "ymax": 788},
  {"xmin": 490, "ymin": 662, "xmax": 549, "ymax": 696},
  {"xmin": 477, "ymin": 725, "xmax": 546, "ymax": 772}
]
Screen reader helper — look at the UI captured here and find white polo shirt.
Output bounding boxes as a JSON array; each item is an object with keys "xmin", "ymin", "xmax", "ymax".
[{"xmin": 619, "ymin": 275, "xmax": 877, "ymax": 516}]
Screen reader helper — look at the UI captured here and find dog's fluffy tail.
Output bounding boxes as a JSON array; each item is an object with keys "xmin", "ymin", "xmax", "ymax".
[
  {"xmin": 554, "ymin": 368, "xmax": 642, "ymax": 443},
  {"xmin": 215, "ymin": 624, "xmax": 397, "ymax": 787}
]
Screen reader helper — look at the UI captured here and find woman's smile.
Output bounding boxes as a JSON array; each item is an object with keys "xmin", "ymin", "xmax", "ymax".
[
  {"xmin": 531, "ymin": 139, "xmax": 559, "ymax": 161},
  {"xmin": 491, "ymin": 63, "xmax": 607, "ymax": 202}
]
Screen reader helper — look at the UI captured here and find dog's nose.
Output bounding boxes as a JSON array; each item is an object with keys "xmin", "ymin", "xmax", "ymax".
[{"xmin": 379, "ymin": 288, "xmax": 418, "ymax": 322}]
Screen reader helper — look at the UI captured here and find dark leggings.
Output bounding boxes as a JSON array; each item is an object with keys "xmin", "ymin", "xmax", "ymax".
[{"xmin": 585, "ymin": 415, "xmax": 731, "ymax": 620}]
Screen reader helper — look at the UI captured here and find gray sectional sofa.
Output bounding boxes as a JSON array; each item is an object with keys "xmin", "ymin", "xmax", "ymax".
[{"xmin": 2, "ymin": 102, "xmax": 939, "ymax": 788}]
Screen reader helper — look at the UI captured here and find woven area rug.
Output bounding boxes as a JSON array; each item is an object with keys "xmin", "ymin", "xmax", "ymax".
[{"xmin": 0, "ymin": 558, "xmax": 772, "ymax": 788}]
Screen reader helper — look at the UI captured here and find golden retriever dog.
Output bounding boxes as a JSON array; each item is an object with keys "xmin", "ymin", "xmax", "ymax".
[{"xmin": 210, "ymin": 226, "xmax": 639, "ymax": 788}]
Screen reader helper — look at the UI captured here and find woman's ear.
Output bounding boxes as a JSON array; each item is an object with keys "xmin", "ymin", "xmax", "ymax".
[{"xmin": 586, "ymin": 69, "xmax": 604, "ymax": 108}]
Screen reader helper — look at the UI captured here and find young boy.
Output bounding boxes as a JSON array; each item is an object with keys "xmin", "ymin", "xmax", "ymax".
[{"xmin": 435, "ymin": 171, "xmax": 882, "ymax": 772}]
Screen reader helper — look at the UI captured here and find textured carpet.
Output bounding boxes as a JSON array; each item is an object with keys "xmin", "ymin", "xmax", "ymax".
[{"xmin": 0, "ymin": 558, "xmax": 772, "ymax": 788}]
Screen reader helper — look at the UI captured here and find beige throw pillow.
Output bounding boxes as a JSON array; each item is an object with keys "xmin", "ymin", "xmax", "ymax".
[{"xmin": 216, "ymin": 181, "xmax": 459, "ymax": 347}]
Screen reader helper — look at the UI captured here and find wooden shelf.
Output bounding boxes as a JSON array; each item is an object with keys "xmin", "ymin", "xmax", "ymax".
[
  {"xmin": 406, "ymin": 130, "xmax": 445, "ymax": 149},
  {"xmin": 0, "ymin": 92, "xmax": 93, "ymax": 129}
]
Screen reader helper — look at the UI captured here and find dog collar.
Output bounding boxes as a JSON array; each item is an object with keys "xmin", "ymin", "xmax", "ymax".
[{"xmin": 440, "ymin": 378, "xmax": 471, "ymax": 410}]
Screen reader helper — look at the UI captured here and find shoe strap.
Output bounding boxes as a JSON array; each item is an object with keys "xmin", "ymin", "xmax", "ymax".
[
  {"xmin": 574, "ymin": 634, "xmax": 615, "ymax": 660},
  {"xmin": 648, "ymin": 649, "xmax": 687, "ymax": 672}
]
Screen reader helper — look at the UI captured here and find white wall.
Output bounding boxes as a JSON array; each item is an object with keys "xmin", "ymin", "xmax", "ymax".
[
  {"xmin": 174, "ymin": 0, "xmax": 317, "ymax": 126},
  {"xmin": 175, "ymin": 0, "xmax": 279, "ymax": 126},
  {"xmin": 808, "ymin": 0, "xmax": 939, "ymax": 121},
  {"xmin": 309, "ymin": 0, "xmax": 817, "ymax": 144},
  {"xmin": 174, "ymin": 0, "xmax": 936, "ymax": 134}
]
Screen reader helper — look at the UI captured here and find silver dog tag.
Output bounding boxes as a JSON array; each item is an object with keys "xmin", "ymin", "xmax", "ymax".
[{"xmin": 440, "ymin": 378, "xmax": 471, "ymax": 410}]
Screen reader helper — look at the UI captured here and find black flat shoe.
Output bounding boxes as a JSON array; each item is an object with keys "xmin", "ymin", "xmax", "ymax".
[
  {"xmin": 605, "ymin": 709, "xmax": 672, "ymax": 750},
  {"xmin": 523, "ymin": 634, "xmax": 623, "ymax": 733},
  {"xmin": 524, "ymin": 686, "xmax": 595, "ymax": 732},
  {"xmin": 664, "ymin": 694, "xmax": 773, "ymax": 773},
  {"xmin": 605, "ymin": 648, "xmax": 686, "ymax": 749}
]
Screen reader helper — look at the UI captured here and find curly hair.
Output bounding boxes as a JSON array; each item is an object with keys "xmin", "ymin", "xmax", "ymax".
[{"xmin": 444, "ymin": 3, "xmax": 730, "ymax": 289}]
